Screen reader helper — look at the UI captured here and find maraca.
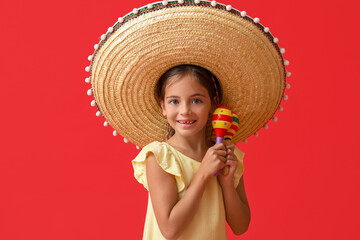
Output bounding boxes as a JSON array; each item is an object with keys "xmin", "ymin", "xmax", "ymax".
[
  {"xmin": 222, "ymin": 112, "xmax": 240, "ymax": 176},
  {"xmin": 212, "ymin": 106, "xmax": 233, "ymax": 176},
  {"xmin": 224, "ymin": 112, "xmax": 240, "ymax": 142}
]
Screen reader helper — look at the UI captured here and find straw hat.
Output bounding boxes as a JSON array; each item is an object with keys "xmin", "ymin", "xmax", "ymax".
[{"xmin": 85, "ymin": 0, "xmax": 291, "ymax": 148}]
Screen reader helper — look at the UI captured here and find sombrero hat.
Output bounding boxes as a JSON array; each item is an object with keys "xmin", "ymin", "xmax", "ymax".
[{"xmin": 85, "ymin": 0, "xmax": 291, "ymax": 148}]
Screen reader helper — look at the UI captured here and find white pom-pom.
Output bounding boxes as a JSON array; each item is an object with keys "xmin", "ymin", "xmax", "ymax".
[
  {"xmin": 88, "ymin": 55, "xmax": 93, "ymax": 61},
  {"xmin": 147, "ymin": 3, "xmax": 153, "ymax": 9},
  {"xmin": 283, "ymin": 95, "xmax": 289, "ymax": 100},
  {"xmin": 264, "ymin": 27, "xmax": 269, "ymax": 32},
  {"xmin": 178, "ymin": 0, "xmax": 184, "ymax": 3},
  {"xmin": 107, "ymin": 27, "xmax": 114, "ymax": 33},
  {"xmin": 264, "ymin": 124, "xmax": 269, "ymax": 130},
  {"xmin": 85, "ymin": 66, "xmax": 90, "ymax": 72},
  {"xmin": 279, "ymin": 106, "xmax": 284, "ymax": 111},
  {"xmin": 96, "ymin": 111, "xmax": 101, "ymax": 117},
  {"xmin": 286, "ymin": 71, "xmax": 292, "ymax": 77},
  {"xmin": 273, "ymin": 37, "xmax": 279, "ymax": 43},
  {"xmin": 254, "ymin": 132, "xmax": 259, "ymax": 137},
  {"xmin": 194, "ymin": 0, "xmax": 200, "ymax": 4},
  {"xmin": 162, "ymin": 0, "xmax": 168, "ymax": 5},
  {"xmin": 226, "ymin": 5, "xmax": 232, "ymax": 11},
  {"xmin": 273, "ymin": 116, "xmax": 278, "ymax": 122},
  {"xmin": 136, "ymin": 145, "xmax": 140, "ymax": 150},
  {"xmin": 87, "ymin": 89, "xmax": 92, "ymax": 96},
  {"xmin": 124, "ymin": 138, "xmax": 129, "ymax": 143},
  {"xmin": 211, "ymin": 1, "xmax": 217, "ymax": 7},
  {"xmin": 118, "ymin": 17, "xmax": 124, "ymax": 23},
  {"xmin": 133, "ymin": 8, "xmax": 138, "ymax": 14},
  {"xmin": 85, "ymin": 77, "xmax": 90, "ymax": 83},
  {"xmin": 254, "ymin": 17, "xmax": 260, "ymax": 23},
  {"xmin": 113, "ymin": 130, "xmax": 118, "ymax": 136},
  {"xmin": 286, "ymin": 83, "xmax": 291, "ymax": 89},
  {"xmin": 242, "ymin": 139, "xmax": 248, "ymax": 144},
  {"xmin": 284, "ymin": 60, "xmax": 290, "ymax": 66},
  {"xmin": 240, "ymin": 11, "xmax": 246, "ymax": 17},
  {"xmin": 280, "ymin": 48, "xmax": 286, "ymax": 54},
  {"xmin": 91, "ymin": 100, "xmax": 96, "ymax": 106},
  {"xmin": 104, "ymin": 121, "xmax": 109, "ymax": 127},
  {"xmin": 94, "ymin": 44, "xmax": 99, "ymax": 50},
  {"xmin": 101, "ymin": 34, "xmax": 106, "ymax": 40}
]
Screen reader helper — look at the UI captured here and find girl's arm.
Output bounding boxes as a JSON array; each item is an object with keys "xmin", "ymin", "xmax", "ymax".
[
  {"xmin": 146, "ymin": 143, "xmax": 227, "ymax": 240},
  {"xmin": 218, "ymin": 145, "xmax": 251, "ymax": 235},
  {"xmin": 221, "ymin": 175, "xmax": 251, "ymax": 235}
]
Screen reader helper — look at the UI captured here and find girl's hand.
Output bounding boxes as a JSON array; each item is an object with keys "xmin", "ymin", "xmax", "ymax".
[
  {"xmin": 197, "ymin": 143, "xmax": 227, "ymax": 180},
  {"xmin": 218, "ymin": 144, "xmax": 238, "ymax": 188}
]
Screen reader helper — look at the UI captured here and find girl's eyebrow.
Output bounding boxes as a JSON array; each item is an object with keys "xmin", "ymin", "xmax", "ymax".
[
  {"xmin": 166, "ymin": 93, "xmax": 206, "ymax": 99},
  {"xmin": 166, "ymin": 96, "xmax": 179, "ymax": 99},
  {"xmin": 191, "ymin": 93, "xmax": 206, "ymax": 97}
]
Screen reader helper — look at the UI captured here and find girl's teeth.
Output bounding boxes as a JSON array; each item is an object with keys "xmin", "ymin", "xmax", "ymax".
[{"xmin": 179, "ymin": 121, "xmax": 195, "ymax": 124}]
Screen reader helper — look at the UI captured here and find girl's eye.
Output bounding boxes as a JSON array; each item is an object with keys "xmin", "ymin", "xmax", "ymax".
[
  {"xmin": 192, "ymin": 98, "xmax": 202, "ymax": 104},
  {"xmin": 169, "ymin": 99, "xmax": 179, "ymax": 105}
]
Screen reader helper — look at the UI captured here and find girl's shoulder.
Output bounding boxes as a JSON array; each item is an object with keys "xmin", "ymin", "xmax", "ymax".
[
  {"xmin": 141, "ymin": 141, "xmax": 169, "ymax": 150},
  {"xmin": 136, "ymin": 141, "xmax": 175, "ymax": 159},
  {"xmin": 131, "ymin": 141, "xmax": 185, "ymax": 192}
]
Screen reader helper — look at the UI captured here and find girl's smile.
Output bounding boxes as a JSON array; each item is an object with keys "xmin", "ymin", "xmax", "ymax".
[{"xmin": 177, "ymin": 119, "xmax": 197, "ymax": 128}]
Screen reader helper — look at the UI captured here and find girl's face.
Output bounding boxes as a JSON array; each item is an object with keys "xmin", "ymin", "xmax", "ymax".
[{"xmin": 160, "ymin": 74, "xmax": 212, "ymax": 140}]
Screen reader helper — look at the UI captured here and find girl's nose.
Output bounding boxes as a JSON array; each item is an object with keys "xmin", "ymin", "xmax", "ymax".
[{"xmin": 180, "ymin": 103, "xmax": 192, "ymax": 115}]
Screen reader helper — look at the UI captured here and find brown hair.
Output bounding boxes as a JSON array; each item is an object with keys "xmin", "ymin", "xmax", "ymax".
[{"xmin": 155, "ymin": 64, "xmax": 222, "ymax": 141}]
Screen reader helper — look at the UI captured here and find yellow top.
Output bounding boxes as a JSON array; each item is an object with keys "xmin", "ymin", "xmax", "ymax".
[{"xmin": 132, "ymin": 141, "xmax": 245, "ymax": 240}]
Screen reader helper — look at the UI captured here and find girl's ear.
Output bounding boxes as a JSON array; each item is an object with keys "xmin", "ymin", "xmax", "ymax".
[{"xmin": 160, "ymin": 100, "xmax": 167, "ymax": 117}]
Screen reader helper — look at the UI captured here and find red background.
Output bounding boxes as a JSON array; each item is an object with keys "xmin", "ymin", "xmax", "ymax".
[{"xmin": 1, "ymin": 0, "xmax": 359, "ymax": 239}]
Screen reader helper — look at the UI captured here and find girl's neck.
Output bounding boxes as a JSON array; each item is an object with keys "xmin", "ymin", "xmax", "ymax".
[{"xmin": 166, "ymin": 131, "xmax": 210, "ymax": 153}]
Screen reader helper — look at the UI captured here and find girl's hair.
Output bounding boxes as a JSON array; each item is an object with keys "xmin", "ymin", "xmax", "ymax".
[{"xmin": 155, "ymin": 64, "xmax": 222, "ymax": 141}]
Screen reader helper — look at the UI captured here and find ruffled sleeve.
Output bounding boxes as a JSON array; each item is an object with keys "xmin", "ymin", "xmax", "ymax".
[
  {"xmin": 131, "ymin": 141, "xmax": 185, "ymax": 193},
  {"xmin": 233, "ymin": 146, "xmax": 245, "ymax": 188}
]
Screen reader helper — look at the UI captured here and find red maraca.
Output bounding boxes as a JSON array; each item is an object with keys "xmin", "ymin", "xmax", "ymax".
[
  {"xmin": 212, "ymin": 106, "xmax": 233, "ymax": 176},
  {"xmin": 212, "ymin": 106, "xmax": 233, "ymax": 143}
]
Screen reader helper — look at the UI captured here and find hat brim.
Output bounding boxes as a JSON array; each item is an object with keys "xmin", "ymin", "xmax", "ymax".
[{"xmin": 90, "ymin": 2, "xmax": 286, "ymax": 147}]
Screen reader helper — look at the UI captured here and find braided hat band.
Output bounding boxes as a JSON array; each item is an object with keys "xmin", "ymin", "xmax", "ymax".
[{"xmin": 85, "ymin": 0, "xmax": 291, "ymax": 148}]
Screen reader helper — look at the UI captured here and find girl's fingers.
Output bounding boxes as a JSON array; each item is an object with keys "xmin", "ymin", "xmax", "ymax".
[
  {"xmin": 226, "ymin": 154, "xmax": 236, "ymax": 160},
  {"xmin": 213, "ymin": 143, "xmax": 226, "ymax": 150},
  {"xmin": 226, "ymin": 149, "xmax": 237, "ymax": 160},
  {"xmin": 226, "ymin": 158, "xmax": 237, "ymax": 165},
  {"xmin": 219, "ymin": 156, "xmax": 226, "ymax": 163},
  {"xmin": 227, "ymin": 147, "xmax": 235, "ymax": 154},
  {"xmin": 225, "ymin": 149, "xmax": 234, "ymax": 157},
  {"xmin": 216, "ymin": 149, "xmax": 227, "ymax": 157},
  {"xmin": 226, "ymin": 144, "xmax": 235, "ymax": 149}
]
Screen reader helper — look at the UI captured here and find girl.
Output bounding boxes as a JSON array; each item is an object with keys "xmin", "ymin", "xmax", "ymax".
[
  {"xmin": 132, "ymin": 65, "xmax": 251, "ymax": 239},
  {"xmin": 87, "ymin": 1, "xmax": 288, "ymax": 239}
]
